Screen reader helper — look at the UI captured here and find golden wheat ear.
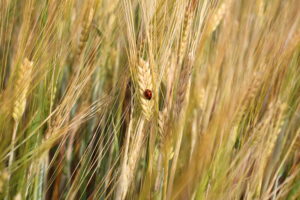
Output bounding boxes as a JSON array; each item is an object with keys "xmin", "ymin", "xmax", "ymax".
[
  {"xmin": 137, "ymin": 58, "xmax": 153, "ymax": 120},
  {"xmin": 175, "ymin": 53, "xmax": 194, "ymax": 116},
  {"xmin": 178, "ymin": 4, "xmax": 194, "ymax": 65},
  {"xmin": 208, "ymin": 0, "xmax": 232, "ymax": 34},
  {"xmin": 7, "ymin": 58, "xmax": 33, "ymax": 193},
  {"xmin": 77, "ymin": 8, "xmax": 94, "ymax": 58},
  {"xmin": 12, "ymin": 58, "xmax": 33, "ymax": 122}
]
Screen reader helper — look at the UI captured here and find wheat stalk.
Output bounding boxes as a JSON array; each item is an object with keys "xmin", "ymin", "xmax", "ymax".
[
  {"xmin": 114, "ymin": 113, "xmax": 134, "ymax": 200},
  {"xmin": 167, "ymin": 53, "xmax": 194, "ymax": 199},
  {"xmin": 115, "ymin": 117, "xmax": 145, "ymax": 200}
]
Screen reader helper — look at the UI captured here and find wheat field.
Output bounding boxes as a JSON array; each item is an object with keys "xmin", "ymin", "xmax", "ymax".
[{"xmin": 0, "ymin": 0, "xmax": 299, "ymax": 199}]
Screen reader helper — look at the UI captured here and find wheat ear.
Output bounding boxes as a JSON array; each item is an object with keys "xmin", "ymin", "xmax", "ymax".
[
  {"xmin": 175, "ymin": 53, "xmax": 194, "ymax": 115},
  {"xmin": 77, "ymin": 8, "xmax": 94, "ymax": 57},
  {"xmin": 158, "ymin": 109, "xmax": 167, "ymax": 143},
  {"xmin": 260, "ymin": 103, "xmax": 288, "ymax": 194},
  {"xmin": 10, "ymin": 58, "xmax": 33, "ymax": 161},
  {"xmin": 208, "ymin": 0, "xmax": 231, "ymax": 34},
  {"xmin": 8, "ymin": 58, "xmax": 33, "ymax": 196},
  {"xmin": 178, "ymin": 4, "xmax": 193, "ymax": 65},
  {"xmin": 235, "ymin": 72, "xmax": 264, "ymax": 124},
  {"xmin": 12, "ymin": 58, "xmax": 33, "ymax": 122},
  {"xmin": 265, "ymin": 103, "xmax": 288, "ymax": 158},
  {"xmin": 137, "ymin": 58, "xmax": 153, "ymax": 120}
]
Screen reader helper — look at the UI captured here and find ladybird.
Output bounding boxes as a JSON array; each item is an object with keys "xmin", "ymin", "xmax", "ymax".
[{"xmin": 144, "ymin": 89, "xmax": 152, "ymax": 100}]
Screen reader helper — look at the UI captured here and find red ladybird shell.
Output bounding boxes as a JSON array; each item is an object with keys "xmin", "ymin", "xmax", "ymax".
[{"xmin": 144, "ymin": 89, "xmax": 152, "ymax": 100}]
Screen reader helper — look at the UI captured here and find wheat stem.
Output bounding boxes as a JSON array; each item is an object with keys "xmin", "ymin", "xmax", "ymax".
[
  {"xmin": 167, "ymin": 54, "xmax": 194, "ymax": 199},
  {"xmin": 115, "ymin": 116, "xmax": 145, "ymax": 200}
]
